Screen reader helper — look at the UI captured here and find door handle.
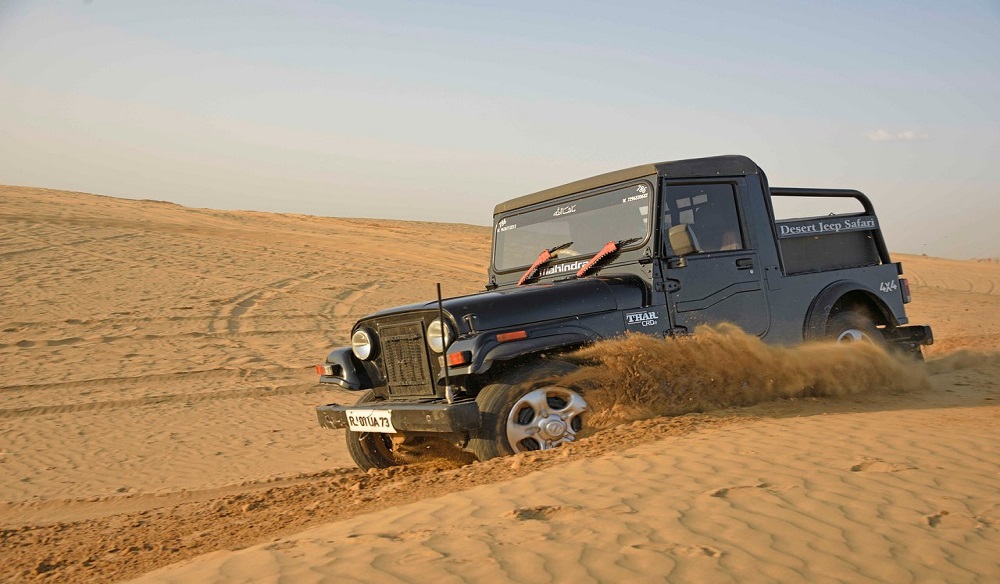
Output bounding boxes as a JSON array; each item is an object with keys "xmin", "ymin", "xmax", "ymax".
[{"xmin": 736, "ymin": 258, "xmax": 754, "ymax": 269}]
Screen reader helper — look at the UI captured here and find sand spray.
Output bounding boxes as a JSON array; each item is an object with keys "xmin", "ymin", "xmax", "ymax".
[{"xmin": 553, "ymin": 324, "xmax": 931, "ymax": 428}]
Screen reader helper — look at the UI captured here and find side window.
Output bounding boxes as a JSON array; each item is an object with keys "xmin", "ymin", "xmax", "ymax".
[{"xmin": 662, "ymin": 183, "xmax": 744, "ymax": 253}]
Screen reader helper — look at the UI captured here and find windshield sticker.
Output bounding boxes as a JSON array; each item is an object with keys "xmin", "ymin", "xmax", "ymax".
[
  {"xmin": 553, "ymin": 205, "xmax": 577, "ymax": 217},
  {"xmin": 538, "ymin": 260, "xmax": 588, "ymax": 277},
  {"xmin": 625, "ymin": 310, "xmax": 659, "ymax": 327},
  {"xmin": 496, "ymin": 218, "xmax": 517, "ymax": 233},
  {"xmin": 623, "ymin": 184, "xmax": 649, "ymax": 203}
]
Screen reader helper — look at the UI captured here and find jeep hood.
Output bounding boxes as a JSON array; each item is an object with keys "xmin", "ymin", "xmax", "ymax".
[{"xmin": 363, "ymin": 278, "xmax": 644, "ymax": 332}]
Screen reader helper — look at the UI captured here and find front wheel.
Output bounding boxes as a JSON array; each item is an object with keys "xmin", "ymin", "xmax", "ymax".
[
  {"xmin": 469, "ymin": 361, "xmax": 589, "ymax": 462},
  {"xmin": 344, "ymin": 390, "xmax": 401, "ymax": 471}
]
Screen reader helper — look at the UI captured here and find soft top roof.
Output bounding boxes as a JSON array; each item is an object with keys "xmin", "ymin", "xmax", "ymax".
[{"xmin": 494, "ymin": 155, "xmax": 760, "ymax": 216}]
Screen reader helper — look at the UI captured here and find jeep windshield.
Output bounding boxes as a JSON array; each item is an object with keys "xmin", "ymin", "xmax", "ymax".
[{"xmin": 493, "ymin": 181, "xmax": 653, "ymax": 273}]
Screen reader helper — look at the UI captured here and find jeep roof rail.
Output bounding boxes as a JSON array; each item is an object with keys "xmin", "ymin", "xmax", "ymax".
[
  {"xmin": 493, "ymin": 154, "xmax": 760, "ymax": 216},
  {"xmin": 769, "ymin": 187, "xmax": 875, "ymax": 215}
]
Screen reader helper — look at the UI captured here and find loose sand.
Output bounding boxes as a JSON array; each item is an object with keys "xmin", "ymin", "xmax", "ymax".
[{"xmin": 1, "ymin": 185, "xmax": 997, "ymax": 583}]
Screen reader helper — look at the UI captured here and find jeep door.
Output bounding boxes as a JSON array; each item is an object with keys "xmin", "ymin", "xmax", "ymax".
[{"xmin": 659, "ymin": 179, "xmax": 770, "ymax": 336}]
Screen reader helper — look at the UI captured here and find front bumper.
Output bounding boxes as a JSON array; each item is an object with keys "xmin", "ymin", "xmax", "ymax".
[{"xmin": 316, "ymin": 399, "xmax": 481, "ymax": 433}]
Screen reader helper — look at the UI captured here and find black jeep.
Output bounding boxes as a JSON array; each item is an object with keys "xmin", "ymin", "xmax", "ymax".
[{"xmin": 314, "ymin": 155, "xmax": 932, "ymax": 469}]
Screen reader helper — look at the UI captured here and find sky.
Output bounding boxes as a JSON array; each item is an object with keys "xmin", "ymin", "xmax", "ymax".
[{"xmin": 1, "ymin": 0, "xmax": 998, "ymax": 259}]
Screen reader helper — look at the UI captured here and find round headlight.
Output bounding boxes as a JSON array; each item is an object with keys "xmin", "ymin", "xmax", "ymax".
[
  {"xmin": 426, "ymin": 319, "xmax": 453, "ymax": 353},
  {"xmin": 351, "ymin": 328, "xmax": 376, "ymax": 360}
]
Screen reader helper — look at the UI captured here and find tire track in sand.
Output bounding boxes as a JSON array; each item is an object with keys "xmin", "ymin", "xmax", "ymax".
[
  {"xmin": 0, "ymin": 382, "xmax": 322, "ymax": 419},
  {"xmin": 209, "ymin": 272, "xmax": 325, "ymax": 336},
  {"xmin": 330, "ymin": 282, "xmax": 380, "ymax": 318}
]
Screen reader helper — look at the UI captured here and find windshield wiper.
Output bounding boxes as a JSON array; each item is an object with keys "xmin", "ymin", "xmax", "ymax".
[
  {"xmin": 517, "ymin": 241, "xmax": 573, "ymax": 286},
  {"xmin": 574, "ymin": 237, "xmax": 641, "ymax": 278}
]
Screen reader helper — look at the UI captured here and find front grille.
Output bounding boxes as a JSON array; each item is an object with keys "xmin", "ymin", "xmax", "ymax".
[{"xmin": 379, "ymin": 321, "xmax": 435, "ymax": 397}]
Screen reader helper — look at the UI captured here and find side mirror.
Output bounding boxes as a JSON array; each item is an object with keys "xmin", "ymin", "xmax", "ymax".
[{"xmin": 668, "ymin": 224, "xmax": 701, "ymax": 257}]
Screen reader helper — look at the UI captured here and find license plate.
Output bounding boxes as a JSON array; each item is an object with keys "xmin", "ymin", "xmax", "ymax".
[{"xmin": 345, "ymin": 408, "xmax": 396, "ymax": 433}]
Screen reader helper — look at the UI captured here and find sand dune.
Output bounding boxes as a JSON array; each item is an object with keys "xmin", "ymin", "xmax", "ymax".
[
  {"xmin": 0, "ymin": 186, "xmax": 488, "ymax": 506},
  {"xmin": 1, "ymin": 185, "xmax": 998, "ymax": 583},
  {"xmin": 135, "ymin": 366, "xmax": 1000, "ymax": 583},
  {"xmin": 897, "ymin": 254, "xmax": 1000, "ymax": 355}
]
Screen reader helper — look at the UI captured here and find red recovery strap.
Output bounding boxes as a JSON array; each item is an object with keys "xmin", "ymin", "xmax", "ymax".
[
  {"xmin": 576, "ymin": 241, "xmax": 618, "ymax": 278},
  {"xmin": 517, "ymin": 248, "xmax": 553, "ymax": 286}
]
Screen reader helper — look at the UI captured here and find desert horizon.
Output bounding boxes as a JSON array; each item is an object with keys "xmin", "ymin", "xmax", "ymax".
[{"xmin": 1, "ymin": 184, "xmax": 998, "ymax": 583}]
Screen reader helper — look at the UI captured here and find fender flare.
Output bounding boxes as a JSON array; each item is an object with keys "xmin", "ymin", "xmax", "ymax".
[
  {"xmin": 803, "ymin": 280, "xmax": 897, "ymax": 341},
  {"xmin": 472, "ymin": 331, "xmax": 596, "ymax": 375}
]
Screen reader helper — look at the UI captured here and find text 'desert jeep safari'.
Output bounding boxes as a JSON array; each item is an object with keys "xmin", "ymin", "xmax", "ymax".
[{"xmin": 314, "ymin": 155, "xmax": 933, "ymax": 470}]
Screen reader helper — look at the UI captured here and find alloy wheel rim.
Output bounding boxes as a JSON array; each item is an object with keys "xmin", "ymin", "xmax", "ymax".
[{"xmin": 505, "ymin": 386, "xmax": 588, "ymax": 452}]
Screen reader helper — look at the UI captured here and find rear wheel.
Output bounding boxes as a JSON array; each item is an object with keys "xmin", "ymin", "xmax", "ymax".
[
  {"xmin": 344, "ymin": 390, "xmax": 401, "ymax": 471},
  {"xmin": 469, "ymin": 361, "xmax": 589, "ymax": 461},
  {"xmin": 826, "ymin": 310, "xmax": 885, "ymax": 346}
]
